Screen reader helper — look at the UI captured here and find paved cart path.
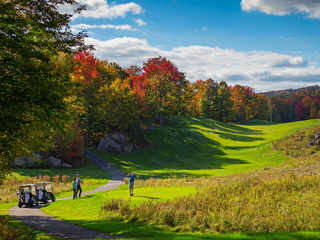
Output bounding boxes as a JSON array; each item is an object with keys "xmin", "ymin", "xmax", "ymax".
[{"xmin": 10, "ymin": 150, "xmax": 127, "ymax": 239}]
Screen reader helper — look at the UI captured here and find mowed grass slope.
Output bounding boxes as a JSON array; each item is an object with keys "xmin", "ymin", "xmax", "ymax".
[
  {"xmin": 97, "ymin": 116, "xmax": 320, "ymax": 178},
  {"xmin": 39, "ymin": 117, "xmax": 320, "ymax": 239}
]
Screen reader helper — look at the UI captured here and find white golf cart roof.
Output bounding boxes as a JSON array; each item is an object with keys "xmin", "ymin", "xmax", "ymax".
[{"xmin": 19, "ymin": 184, "xmax": 36, "ymax": 187}]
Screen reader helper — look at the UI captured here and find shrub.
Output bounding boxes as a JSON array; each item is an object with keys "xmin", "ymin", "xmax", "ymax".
[
  {"xmin": 53, "ymin": 122, "xmax": 85, "ymax": 167},
  {"xmin": 0, "ymin": 216, "xmax": 22, "ymax": 240}
]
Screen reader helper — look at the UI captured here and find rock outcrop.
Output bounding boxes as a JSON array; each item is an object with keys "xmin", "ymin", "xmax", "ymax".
[
  {"xmin": 98, "ymin": 133, "xmax": 139, "ymax": 154},
  {"xmin": 13, "ymin": 154, "xmax": 42, "ymax": 167},
  {"xmin": 307, "ymin": 132, "xmax": 320, "ymax": 148},
  {"xmin": 13, "ymin": 154, "xmax": 73, "ymax": 168}
]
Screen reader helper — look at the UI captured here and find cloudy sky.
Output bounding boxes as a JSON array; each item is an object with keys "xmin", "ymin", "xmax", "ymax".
[{"xmin": 62, "ymin": 0, "xmax": 320, "ymax": 92}]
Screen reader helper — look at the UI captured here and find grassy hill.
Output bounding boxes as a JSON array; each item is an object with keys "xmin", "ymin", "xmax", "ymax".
[
  {"xmin": 39, "ymin": 116, "xmax": 320, "ymax": 239},
  {"xmin": 96, "ymin": 116, "xmax": 320, "ymax": 178},
  {"xmin": 4, "ymin": 116, "xmax": 320, "ymax": 239}
]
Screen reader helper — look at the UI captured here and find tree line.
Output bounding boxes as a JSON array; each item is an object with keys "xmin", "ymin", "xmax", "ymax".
[
  {"xmin": 68, "ymin": 52, "xmax": 269, "ymax": 141},
  {"xmin": 1, "ymin": 0, "xmax": 317, "ymax": 184},
  {"xmin": 267, "ymin": 89, "xmax": 320, "ymax": 123}
]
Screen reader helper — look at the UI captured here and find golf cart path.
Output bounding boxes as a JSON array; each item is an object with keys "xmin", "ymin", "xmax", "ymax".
[{"xmin": 9, "ymin": 150, "xmax": 127, "ymax": 239}]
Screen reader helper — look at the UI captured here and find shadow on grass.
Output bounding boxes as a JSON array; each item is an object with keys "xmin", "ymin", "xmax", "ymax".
[
  {"xmin": 67, "ymin": 218, "xmax": 320, "ymax": 240},
  {"xmin": 241, "ymin": 119, "xmax": 279, "ymax": 126},
  {"xmin": 164, "ymin": 116, "xmax": 264, "ymax": 136},
  {"xmin": 94, "ymin": 116, "xmax": 274, "ymax": 179},
  {"xmin": 96, "ymin": 125, "xmax": 250, "ymax": 179},
  {"xmin": 133, "ymin": 195, "xmax": 160, "ymax": 200}
]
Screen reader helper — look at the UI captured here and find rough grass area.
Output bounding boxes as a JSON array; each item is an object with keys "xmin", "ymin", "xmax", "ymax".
[
  {"xmin": 104, "ymin": 161, "xmax": 320, "ymax": 234},
  {"xmin": 41, "ymin": 155, "xmax": 320, "ymax": 239},
  {"xmin": 96, "ymin": 116, "xmax": 319, "ymax": 178},
  {"xmin": 272, "ymin": 124, "xmax": 320, "ymax": 158}
]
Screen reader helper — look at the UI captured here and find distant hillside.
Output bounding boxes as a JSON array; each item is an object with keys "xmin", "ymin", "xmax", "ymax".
[{"xmin": 262, "ymin": 85, "xmax": 320, "ymax": 97}]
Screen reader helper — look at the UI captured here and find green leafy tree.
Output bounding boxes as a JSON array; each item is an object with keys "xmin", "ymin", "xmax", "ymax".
[
  {"xmin": 201, "ymin": 78, "xmax": 220, "ymax": 119},
  {"xmin": 0, "ymin": 0, "xmax": 90, "ymax": 183}
]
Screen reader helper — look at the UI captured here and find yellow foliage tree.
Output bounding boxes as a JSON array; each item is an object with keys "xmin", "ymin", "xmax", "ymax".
[{"xmin": 98, "ymin": 79, "xmax": 140, "ymax": 132}]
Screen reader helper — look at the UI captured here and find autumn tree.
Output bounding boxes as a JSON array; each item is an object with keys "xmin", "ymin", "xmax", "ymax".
[
  {"xmin": 231, "ymin": 85, "xmax": 255, "ymax": 122},
  {"xmin": 216, "ymin": 81, "xmax": 233, "ymax": 121},
  {"xmin": 143, "ymin": 56, "xmax": 183, "ymax": 127},
  {"xmin": 200, "ymin": 79, "xmax": 220, "ymax": 119},
  {"xmin": 0, "ymin": 0, "xmax": 90, "ymax": 183},
  {"xmin": 98, "ymin": 79, "xmax": 140, "ymax": 132},
  {"xmin": 310, "ymin": 97, "xmax": 320, "ymax": 119}
]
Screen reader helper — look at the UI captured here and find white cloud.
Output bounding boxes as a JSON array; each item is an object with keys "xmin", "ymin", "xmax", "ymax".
[
  {"xmin": 134, "ymin": 18, "xmax": 147, "ymax": 26},
  {"xmin": 241, "ymin": 0, "xmax": 320, "ymax": 19},
  {"xmin": 59, "ymin": 0, "xmax": 143, "ymax": 19},
  {"xmin": 72, "ymin": 23, "xmax": 137, "ymax": 31},
  {"xmin": 86, "ymin": 37, "xmax": 320, "ymax": 92},
  {"xmin": 202, "ymin": 27, "xmax": 208, "ymax": 31}
]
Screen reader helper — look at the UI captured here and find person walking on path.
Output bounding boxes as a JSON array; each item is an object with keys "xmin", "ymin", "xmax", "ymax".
[
  {"xmin": 127, "ymin": 172, "xmax": 136, "ymax": 196},
  {"xmin": 76, "ymin": 174, "xmax": 84, "ymax": 197},
  {"xmin": 72, "ymin": 177, "xmax": 77, "ymax": 200}
]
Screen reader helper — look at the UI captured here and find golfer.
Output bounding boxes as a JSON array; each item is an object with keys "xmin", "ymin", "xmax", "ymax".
[
  {"xmin": 72, "ymin": 177, "xmax": 77, "ymax": 200},
  {"xmin": 76, "ymin": 174, "xmax": 84, "ymax": 197},
  {"xmin": 127, "ymin": 172, "xmax": 136, "ymax": 196}
]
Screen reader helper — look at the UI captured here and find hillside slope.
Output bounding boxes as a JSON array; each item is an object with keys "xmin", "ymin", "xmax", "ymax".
[{"xmin": 97, "ymin": 116, "xmax": 319, "ymax": 178}]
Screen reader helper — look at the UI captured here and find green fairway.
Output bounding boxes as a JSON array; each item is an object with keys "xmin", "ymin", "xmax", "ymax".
[{"xmin": 96, "ymin": 116, "xmax": 320, "ymax": 178}]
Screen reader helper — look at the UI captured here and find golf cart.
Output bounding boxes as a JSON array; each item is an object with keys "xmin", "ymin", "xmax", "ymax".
[
  {"xmin": 18, "ymin": 184, "xmax": 38, "ymax": 208},
  {"xmin": 35, "ymin": 182, "xmax": 56, "ymax": 203}
]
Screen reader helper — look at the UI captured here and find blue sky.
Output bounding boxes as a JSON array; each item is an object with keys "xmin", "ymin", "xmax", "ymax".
[{"xmin": 61, "ymin": 0, "xmax": 320, "ymax": 92}]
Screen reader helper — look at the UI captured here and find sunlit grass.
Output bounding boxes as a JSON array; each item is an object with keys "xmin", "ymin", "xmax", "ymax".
[{"xmin": 96, "ymin": 116, "xmax": 319, "ymax": 178}]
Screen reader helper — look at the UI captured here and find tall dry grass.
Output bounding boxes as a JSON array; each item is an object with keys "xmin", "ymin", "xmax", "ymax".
[
  {"xmin": 0, "ymin": 175, "xmax": 71, "ymax": 203},
  {"xmin": 102, "ymin": 155, "xmax": 320, "ymax": 233},
  {"xmin": 101, "ymin": 124, "xmax": 320, "ymax": 234}
]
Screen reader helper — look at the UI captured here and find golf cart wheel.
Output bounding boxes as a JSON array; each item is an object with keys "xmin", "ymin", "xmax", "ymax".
[
  {"xmin": 18, "ymin": 202, "xmax": 23, "ymax": 208},
  {"xmin": 44, "ymin": 197, "xmax": 48, "ymax": 203},
  {"xmin": 50, "ymin": 193, "xmax": 56, "ymax": 202}
]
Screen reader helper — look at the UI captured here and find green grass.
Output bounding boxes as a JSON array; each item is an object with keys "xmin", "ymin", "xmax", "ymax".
[
  {"xmin": 41, "ymin": 184, "xmax": 320, "ymax": 240},
  {"xmin": 42, "ymin": 185, "xmax": 196, "ymax": 219},
  {"xmin": 96, "ymin": 116, "xmax": 320, "ymax": 178},
  {"xmin": 6, "ymin": 116, "xmax": 320, "ymax": 239}
]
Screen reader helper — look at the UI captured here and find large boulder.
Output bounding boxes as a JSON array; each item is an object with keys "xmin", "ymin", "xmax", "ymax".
[
  {"xmin": 307, "ymin": 142, "xmax": 316, "ymax": 148},
  {"xmin": 307, "ymin": 132, "xmax": 320, "ymax": 148},
  {"xmin": 98, "ymin": 133, "xmax": 139, "ymax": 154},
  {"xmin": 13, "ymin": 154, "xmax": 42, "ymax": 167},
  {"xmin": 61, "ymin": 162, "xmax": 72, "ymax": 168},
  {"xmin": 48, "ymin": 156, "xmax": 62, "ymax": 167}
]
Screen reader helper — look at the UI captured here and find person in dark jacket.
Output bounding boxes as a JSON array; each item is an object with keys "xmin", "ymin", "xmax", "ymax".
[{"xmin": 76, "ymin": 174, "xmax": 84, "ymax": 197}]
